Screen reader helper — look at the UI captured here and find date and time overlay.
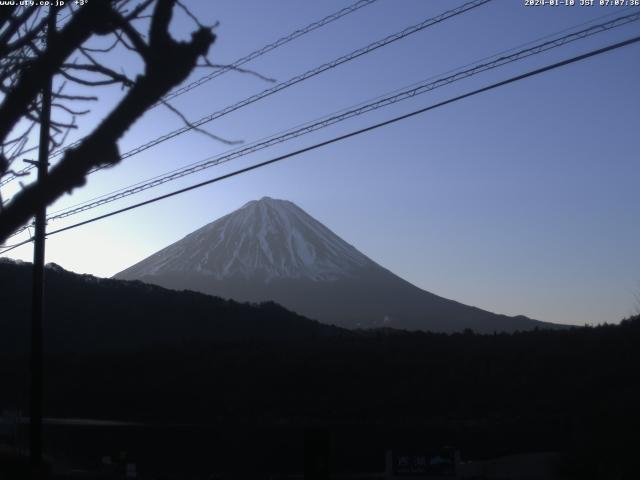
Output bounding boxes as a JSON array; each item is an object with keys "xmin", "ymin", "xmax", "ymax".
[
  {"xmin": 525, "ymin": 0, "xmax": 639, "ymax": 6},
  {"xmin": 1, "ymin": 1, "xmax": 639, "ymax": 9}
]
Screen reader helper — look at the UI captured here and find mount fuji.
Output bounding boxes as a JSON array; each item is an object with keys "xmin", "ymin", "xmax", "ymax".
[{"xmin": 115, "ymin": 197, "xmax": 555, "ymax": 333}]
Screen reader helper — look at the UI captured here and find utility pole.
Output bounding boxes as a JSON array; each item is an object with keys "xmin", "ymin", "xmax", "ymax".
[{"xmin": 30, "ymin": 6, "xmax": 55, "ymax": 469}]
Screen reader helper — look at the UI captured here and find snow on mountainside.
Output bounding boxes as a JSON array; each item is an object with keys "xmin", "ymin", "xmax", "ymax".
[
  {"xmin": 119, "ymin": 197, "xmax": 373, "ymax": 282},
  {"xmin": 116, "ymin": 197, "xmax": 560, "ymax": 333}
]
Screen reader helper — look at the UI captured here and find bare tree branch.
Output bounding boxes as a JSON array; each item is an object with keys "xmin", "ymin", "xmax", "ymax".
[
  {"xmin": 160, "ymin": 99, "xmax": 241, "ymax": 145},
  {"xmin": 0, "ymin": 0, "xmax": 216, "ymax": 243},
  {"xmin": 0, "ymin": 2, "xmax": 115, "ymax": 143}
]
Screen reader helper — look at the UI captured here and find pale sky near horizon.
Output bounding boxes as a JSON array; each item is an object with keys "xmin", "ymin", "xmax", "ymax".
[{"xmin": 2, "ymin": 0, "xmax": 639, "ymax": 326}]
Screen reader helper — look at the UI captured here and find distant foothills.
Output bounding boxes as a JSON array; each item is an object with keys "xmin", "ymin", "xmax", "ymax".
[{"xmin": 114, "ymin": 196, "xmax": 565, "ymax": 333}]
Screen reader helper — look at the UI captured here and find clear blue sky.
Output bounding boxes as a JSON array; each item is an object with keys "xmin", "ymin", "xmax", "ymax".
[{"xmin": 3, "ymin": 0, "xmax": 640, "ymax": 326}]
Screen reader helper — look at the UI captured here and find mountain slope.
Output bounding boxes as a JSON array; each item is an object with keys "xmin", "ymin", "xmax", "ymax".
[{"xmin": 116, "ymin": 197, "xmax": 558, "ymax": 333}]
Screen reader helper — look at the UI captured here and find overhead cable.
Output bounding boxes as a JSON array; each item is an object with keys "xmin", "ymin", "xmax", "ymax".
[
  {"xmin": 3, "ymin": 33, "xmax": 638, "ymax": 254},
  {"xmin": 44, "ymin": 11, "xmax": 640, "ymax": 223}
]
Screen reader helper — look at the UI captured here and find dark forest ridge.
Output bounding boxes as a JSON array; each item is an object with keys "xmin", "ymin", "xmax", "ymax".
[
  {"xmin": 0, "ymin": 259, "xmax": 346, "ymax": 353},
  {"xmin": 116, "ymin": 197, "xmax": 565, "ymax": 333}
]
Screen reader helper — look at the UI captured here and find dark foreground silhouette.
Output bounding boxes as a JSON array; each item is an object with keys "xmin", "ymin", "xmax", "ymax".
[{"xmin": 0, "ymin": 260, "xmax": 638, "ymax": 478}]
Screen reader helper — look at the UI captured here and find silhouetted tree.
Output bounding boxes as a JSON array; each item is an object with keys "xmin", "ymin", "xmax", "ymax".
[{"xmin": 0, "ymin": 0, "xmax": 218, "ymax": 243}]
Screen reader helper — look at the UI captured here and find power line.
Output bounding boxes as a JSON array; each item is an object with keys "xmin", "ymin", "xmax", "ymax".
[
  {"xmin": 5, "ymin": 8, "xmax": 639, "ymax": 242},
  {"xmin": 41, "ymin": 11, "xmax": 640, "ymax": 223},
  {"xmin": 2, "ymin": 33, "xmax": 638, "ymax": 256},
  {"xmin": 98, "ymin": 0, "xmax": 492, "ymax": 166},
  {"xmin": 0, "ymin": 0, "xmax": 380, "ymax": 187},
  {"xmin": 0, "ymin": 0, "xmax": 493, "ymax": 188},
  {"xmin": 158, "ymin": 0, "xmax": 379, "ymax": 105},
  {"xmin": 44, "ymin": 6, "xmax": 639, "ymax": 219}
]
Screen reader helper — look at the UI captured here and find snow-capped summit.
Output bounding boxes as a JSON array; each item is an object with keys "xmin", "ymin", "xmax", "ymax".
[
  {"xmin": 116, "ymin": 197, "xmax": 555, "ymax": 333},
  {"xmin": 118, "ymin": 196, "xmax": 372, "ymax": 282}
]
